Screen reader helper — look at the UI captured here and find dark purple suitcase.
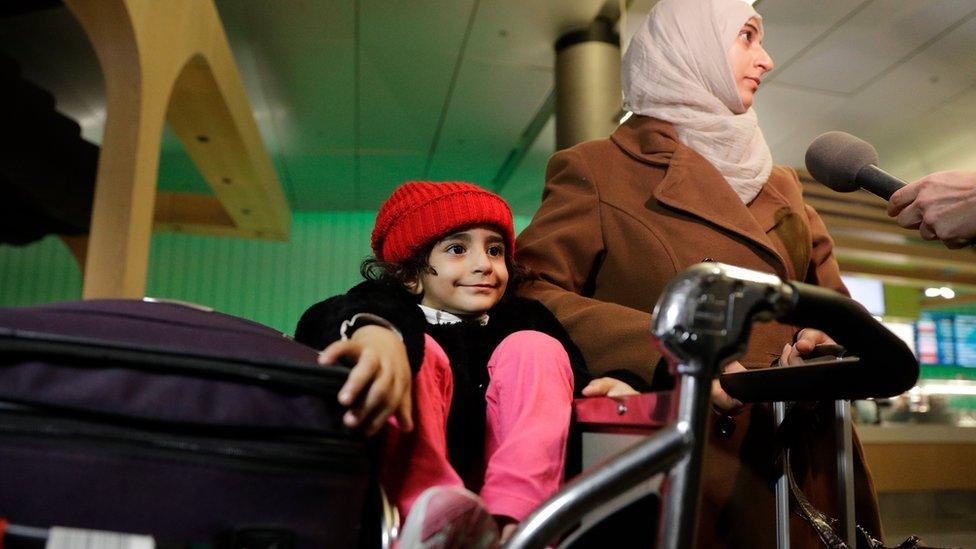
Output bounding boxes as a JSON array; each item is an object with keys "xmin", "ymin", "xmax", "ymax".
[{"xmin": 0, "ymin": 299, "xmax": 374, "ymax": 548}]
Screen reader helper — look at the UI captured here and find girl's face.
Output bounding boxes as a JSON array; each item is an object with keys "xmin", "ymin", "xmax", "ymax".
[
  {"xmin": 726, "ymin": 17, "xmax": 773, "ymax": 110},
  {"xmin": 412, "ymin": 225, "xmax": 509, "ymax": 317}
]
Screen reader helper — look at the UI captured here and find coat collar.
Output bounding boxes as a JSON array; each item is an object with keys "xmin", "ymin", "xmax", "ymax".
[{"xmin": 611, "ymin": 115, "xmax": 792, "ymax": 277}]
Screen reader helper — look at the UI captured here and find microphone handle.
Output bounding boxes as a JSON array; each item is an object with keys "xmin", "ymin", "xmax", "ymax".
[{"xmin": 855, "ymin": 164, "xmax": 906, "ymax": 200}]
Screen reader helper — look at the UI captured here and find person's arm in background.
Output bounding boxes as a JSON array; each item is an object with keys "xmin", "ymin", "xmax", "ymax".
[
  {"xmin": 887, "ymin": 170, "xmax": 976, "ymax": 249},
  {"xmin": 295, "ymin": 282, "xmax": 426, "ymax": 435}
]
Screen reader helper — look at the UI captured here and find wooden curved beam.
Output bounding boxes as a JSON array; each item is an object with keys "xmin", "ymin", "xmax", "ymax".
[{"xmin": 66, "ymin": 0, "xmax": 289, "ymax": 298}]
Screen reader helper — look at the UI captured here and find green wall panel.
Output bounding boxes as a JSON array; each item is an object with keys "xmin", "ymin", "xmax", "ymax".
[
  {"xmin": 0, "ymin": 236, "xmax": 82, "ymax": 306},
  {"xmin": 883, "ymin": 284, "xmax": 922, "ymax": 319},
  {"xmin": 0, "ymin": 212, "xmax": 535, "ymax": 336}
]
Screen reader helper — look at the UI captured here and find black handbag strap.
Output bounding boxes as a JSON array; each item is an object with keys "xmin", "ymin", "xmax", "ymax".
[{"xmin": 777, "ymin": 404, "xmax": 929, "ymax": 549}]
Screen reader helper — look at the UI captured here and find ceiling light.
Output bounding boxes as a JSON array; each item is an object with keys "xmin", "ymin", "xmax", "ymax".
[{"xmin": 924, "ymin": 286, "xmax": 955, "ymax": 299}]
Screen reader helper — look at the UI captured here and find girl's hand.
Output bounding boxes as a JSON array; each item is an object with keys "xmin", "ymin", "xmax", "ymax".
[
  {"xmin": 319, "ymin": 325, "xmax": 413, "ymax": 436},
  {"xmin": 582, "ymin": 377, "xmax": 639, "ymax": 398}
]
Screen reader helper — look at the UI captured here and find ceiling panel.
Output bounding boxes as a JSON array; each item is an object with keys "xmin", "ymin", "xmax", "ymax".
[
  {"xmin": 356, "ymin": 0, "xmax": 476, "ymax": 206},
  {"xmin": 428, "ymin": 0, "xmax": 603, "ymax": 210},
  {"xmin": 755, "ymin": 0, "xmax": 865, "ymax": 79},
  {"xmin": 427, "ymin": 58, "xmax": 552, "ymax": 186},
  {"xmin": 846, "ymin": 12, "xmax": 976, "ymax": 143},
  {"xmin": 464, "ymin": 0, "xmax": 605, "ymax": 67},
  {"xmin": 217, "ymin": 0, "xmax": 356, "ymax": 153},
  {"xmin": 215, "ymin": 0, "xmax": 357, "ymax": 210},
  {"xmin": 500, "ymin": 117, "xmax": 555, "ymax": 218},
  {"xmin": 772, "ymin": 1, "xmax": 976, "ymax": 94},
  {"xmin": 763, "ymin": 8, "xmax": 976, "ymax": 172}
]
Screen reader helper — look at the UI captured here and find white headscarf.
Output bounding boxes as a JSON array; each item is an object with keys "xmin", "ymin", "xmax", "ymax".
[{"xmin": 622, "ymin": 0, "xmax": 773, "ymax": 204}]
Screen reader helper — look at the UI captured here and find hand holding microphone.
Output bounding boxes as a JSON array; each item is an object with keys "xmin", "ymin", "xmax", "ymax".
[
  {"xmin": 887, "ymin": 170, "xmax": 976, "ymax": 249},
  {"xmin": 805, "ymin": 131, "xmax": 976, "ymax": 248}
]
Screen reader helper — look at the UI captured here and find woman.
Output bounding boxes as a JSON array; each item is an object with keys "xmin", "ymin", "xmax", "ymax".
[{"xmin": 516, "ymin": 0, "xmax": 883, "ymax": 546}]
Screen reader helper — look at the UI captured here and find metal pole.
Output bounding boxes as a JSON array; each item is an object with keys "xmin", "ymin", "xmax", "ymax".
[
  {"xmin": 658, "ymin": 368, "xmax": 712, "ymax": 549},
  {"xmin": 773, "ymin": 402, "xmax": 790, "ymax": 549},
  {"xmin": 504, "ymin": 426, "xmax": 688, "ymax": 549},
  {"xmin": 835, "ymin": 400, "xmax": 856, "ymax": 546}
]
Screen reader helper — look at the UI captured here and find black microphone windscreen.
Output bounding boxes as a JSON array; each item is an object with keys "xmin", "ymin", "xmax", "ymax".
[{"xmin": 804, "ymin": 131, "xmax": 880, "ymax": 192}]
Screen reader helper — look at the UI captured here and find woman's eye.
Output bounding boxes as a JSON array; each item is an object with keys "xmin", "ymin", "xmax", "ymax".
[
  {"xmin": 487, "ymin": 245, "xmax": 504, "ymax": 257},
  {"xmin": 739, "ymin": 30, "xmax": 752, "ymax": 42}
]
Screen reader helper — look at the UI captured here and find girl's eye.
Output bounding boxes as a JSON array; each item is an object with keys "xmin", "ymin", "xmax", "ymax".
[
  {"xmin": 487, "ymin": 245, "xmax": 505, "ymax": 257},
  {"xmin": 739, "ymin": 30, "xmax": 752, "ymax": 42},
  {"xmin": 446, "ymin": 244, "xmax": 465, "ymax": 255}
]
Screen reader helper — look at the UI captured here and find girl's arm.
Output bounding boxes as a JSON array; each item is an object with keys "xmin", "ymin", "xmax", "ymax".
[
  {"xmin": 295, "ymin": 282, "xmax": 427, "ymax": 435},
  {"xmin": 295, "ymin": 281, "xmax": 427, "ymax": 371}
]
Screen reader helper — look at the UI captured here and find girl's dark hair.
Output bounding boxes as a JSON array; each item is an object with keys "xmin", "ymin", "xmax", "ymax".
[{"xmin": 360, "ymin": 241, "xmax": 535, "ymax": 299}]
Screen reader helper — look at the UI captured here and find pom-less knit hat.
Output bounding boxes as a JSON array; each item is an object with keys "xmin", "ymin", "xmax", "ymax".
[{"xmin": 371, "ymin": 181, "xmax": 516, "ymax": 263}]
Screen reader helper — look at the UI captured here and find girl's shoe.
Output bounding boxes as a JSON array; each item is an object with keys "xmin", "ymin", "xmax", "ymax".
[{"xmin": 397, "ymin": 486, "xmax": 499, "ymax": 549}]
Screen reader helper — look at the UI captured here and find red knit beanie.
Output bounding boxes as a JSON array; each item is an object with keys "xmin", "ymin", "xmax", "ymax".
[{"xmin": 371, "ymin": 181, "xmax": 515, "ymax": 263}]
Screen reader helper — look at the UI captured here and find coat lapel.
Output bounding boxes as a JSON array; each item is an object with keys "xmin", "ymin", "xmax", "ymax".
[{"xmin": 612, "ymin": 116, "xmax": 791, "ymax": 277}]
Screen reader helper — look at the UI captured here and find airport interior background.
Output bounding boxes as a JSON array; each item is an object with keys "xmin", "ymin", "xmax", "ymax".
[{"xmin": 0, "ymin": 0, "xmax": 975, "ymax": 546}]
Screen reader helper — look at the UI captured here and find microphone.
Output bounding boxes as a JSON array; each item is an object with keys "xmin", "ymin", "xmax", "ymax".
[{"xmin": 804, "ymin": 131, "xmax": 906, "ymax": 200}]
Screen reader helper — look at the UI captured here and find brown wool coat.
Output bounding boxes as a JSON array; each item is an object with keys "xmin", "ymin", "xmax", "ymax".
[{"xmin": 516, "ymin": 116, "xmax": 882, "ymax": 548}]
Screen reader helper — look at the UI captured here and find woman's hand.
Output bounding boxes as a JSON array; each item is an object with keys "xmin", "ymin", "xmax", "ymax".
[
  {"xmin": 711, "ymin": 361, "xmax": 746, "ymax": 415},
  {"xmin": 319, "ymin": 325, "xmax": 413, "ymax": 436},
  {"xmin": 581, "ymin": 377, "xmax": 640, "ymax": 398},
  {"xmin": 710, "ymin": 330, "xmax": 838, "ymax": 415},
  {"xmin": 779, "ymin": 328, "xmax": 836, "ymax": 366}
]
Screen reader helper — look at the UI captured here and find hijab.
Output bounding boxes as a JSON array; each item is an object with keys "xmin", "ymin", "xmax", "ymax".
[{"xmin": 622, "ymin": 0, "xmax": 772, "ymax": 203}]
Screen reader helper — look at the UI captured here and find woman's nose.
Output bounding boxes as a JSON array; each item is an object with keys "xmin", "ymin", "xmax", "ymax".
[{"xmin": 757, "ymin": 45, "xmax": 774, "ymax": 73}]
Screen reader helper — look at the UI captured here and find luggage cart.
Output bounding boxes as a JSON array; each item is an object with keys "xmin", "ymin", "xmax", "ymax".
[{"xmin": 506, "ymin": 262, "xmax": 919, "ymax": 549}]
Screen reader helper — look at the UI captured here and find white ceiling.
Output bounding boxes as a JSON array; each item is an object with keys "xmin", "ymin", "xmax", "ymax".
[
  {"xmin": 2, "ymin": 0, "xmax": 975, "ymax": 215},
  {"xmin": 753, "ymin": 0, "xmax": 976, "ymax": 182}
]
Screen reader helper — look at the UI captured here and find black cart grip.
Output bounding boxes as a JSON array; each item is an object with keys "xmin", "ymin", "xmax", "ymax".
[{"xmin": 720, "ymin": 281, "xmax": 919, "ymax": 402}]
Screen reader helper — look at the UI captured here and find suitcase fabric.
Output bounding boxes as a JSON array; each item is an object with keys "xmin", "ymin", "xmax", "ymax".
[{"xmin": 0, "ymin": 299, "xmax": 373, "ymax": 548}]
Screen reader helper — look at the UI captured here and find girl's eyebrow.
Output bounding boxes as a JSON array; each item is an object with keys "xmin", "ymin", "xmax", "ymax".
[{"xmin": 442, "ymin": 232, "xmax": 472, "ymax": 243}]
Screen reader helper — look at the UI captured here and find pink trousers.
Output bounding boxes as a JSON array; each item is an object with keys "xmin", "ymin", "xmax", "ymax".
[{"xmin": 381, "ymin": 330, "xmax": 574, "ymax": 522}]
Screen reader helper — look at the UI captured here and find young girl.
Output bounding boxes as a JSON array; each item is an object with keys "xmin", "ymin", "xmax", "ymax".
[{"xmin": 296, "ymin": 181, "xmax": 635, "ymax": 547}]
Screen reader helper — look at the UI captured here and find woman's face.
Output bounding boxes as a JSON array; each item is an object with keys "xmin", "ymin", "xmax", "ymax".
[{"xmin": 726, "ymin": 18, "xmax": 773, "ymax": 110}]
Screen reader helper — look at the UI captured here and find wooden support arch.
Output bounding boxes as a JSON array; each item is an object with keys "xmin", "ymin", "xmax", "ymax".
[{"xmin": 66, "ymin": 0, "xmax": 290, "ymax": 299}]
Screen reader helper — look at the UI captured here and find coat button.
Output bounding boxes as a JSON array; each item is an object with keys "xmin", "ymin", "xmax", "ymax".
[{"xmin": 715, "ymin": 415, "xmax": 736, "ymax": 439}]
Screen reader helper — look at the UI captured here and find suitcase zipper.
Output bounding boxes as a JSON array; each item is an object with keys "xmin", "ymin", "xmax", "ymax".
[
  {"xmin": 0, "ymin": 332, "xmax": 347, "ymax": 396},
  {"xmin": 0, "ymin": 402, "xmax": 366, "ymax": 471}
]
